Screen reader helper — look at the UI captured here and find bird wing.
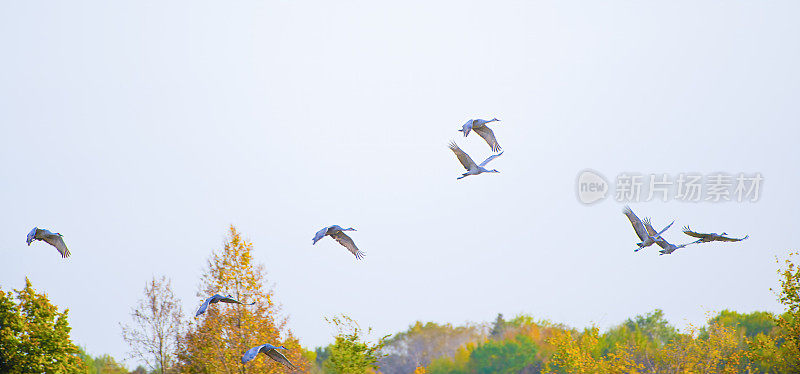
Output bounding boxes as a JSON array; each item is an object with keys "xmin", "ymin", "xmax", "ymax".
[
  {"xmin": 643, "ymin": 218, "xmax": 658, "ymax": 237},
  {"xmin": 265, "ymin": 348, "xmax": 298, "ymax": 370},
  {"xmin": 655, "ymin": 240, "xmax": 673, "ymax": 251},
  {"xmin": 330, "ymin": 231, "xmax": 365, "ymax": 260},
  {"xmin": 654, "ymin": 220, "xmax": 674, "ymax": 237},
  {"xmin": 42, "ymin": 233, "xmax": 70, "ymax": 258},
  {"xmin": 473, "ymin": 125, "xmax": 502, "ymax": 152},
  {"xmin": 717, "ymin": 234, "xmax": 749, "ymax": 242},
  {"xmin": 195, "ymin": 296, "xmax": 213, "ymax": 317},
  {"xmin": 242, "ymin": 344, "xmax": 266, "ymax": 364},
  {"xmin": 479, "ymin": 151, "xmax": 503, "ymax": 167},
  {"xmin": 623, "ymin": 206, "xmax": 650, "ymax": 241},
  {"xmin": 196, "ymin": 295, "xmax": 220, "ymax": 317},
  {"xmin": 220, "ymin": 296, "xmax": 243, "ymax": 304},
  {"xmin": 219, "ymin": 295, "xmax": 256, "ymax": 305},
  {"xmin": 26, "ymin": 227, "xmax": 37, "ymax": 245},
  {"xmin": 682, "ymin": 226, "xmax": 715, "ymax": 241},
  {"xmin": 449, "ymin": 142, "xmax": 477, "ymax": 171},
  {"xmin": 312, "ymin": 226, "xmax": 330, "ymax": 244},
  {"xmin": 644, "ymin": 219, "xmax": 670, "ymax": 249}
]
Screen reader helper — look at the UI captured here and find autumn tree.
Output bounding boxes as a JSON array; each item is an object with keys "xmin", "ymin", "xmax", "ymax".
[
  {"xmin": 324, "ymin": 314, "xmax": 388, "ymax": 374},
  {"xmin": 546, "ymin": 327, "xmax": 642, "ymax": 374},
  {"xmin": 121, "ymin": 275, "xmax": 184, "ymax": 374},
  {"xmin": 0, "ymin": 278, "xmax": 86, "ymax": 373},
  {"xmin": 651, "ymin": 322, "xmax": 750, "ymax": 374},
  {"xmin": 749, "ymin": 251, "xmax": 800, "ymax": 372},
  {"xmin": 380, "ymin": 321, "xmax": 486, "ymax": 373},
  {"xmin": 179, "ymin": 225, "xmax": 307, "ymax": 373},
  {"xmin": 774, "ymin": 251, "xmax": 800, "ymax": 366}
]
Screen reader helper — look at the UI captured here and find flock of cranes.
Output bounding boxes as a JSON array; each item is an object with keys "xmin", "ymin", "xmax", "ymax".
[
  {"xmin": 623, "ymin": 205, "xmax": 749, "ymax": 255},
  {"xmin": 20, "ymin": 117, "xmax": 750, "ymax": 370},
  {"xmin": 450, "ymin": 118, "xmax": 504, "ymax": 179}
]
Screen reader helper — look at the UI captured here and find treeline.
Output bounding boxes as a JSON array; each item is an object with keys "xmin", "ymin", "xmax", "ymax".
[
  {"xmin": 370, "ymin": 253, "xmax": 800, "ymax": 374},
  {"xmin": 374, "ymin": 309, "xmax": 791, "ymax": 373},
  {"xmin": 1, "ymin": 226, "xmax": 798, "ymax": 374}
]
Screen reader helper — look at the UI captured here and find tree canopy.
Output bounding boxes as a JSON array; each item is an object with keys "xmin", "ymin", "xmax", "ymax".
[{"xmin": 0, "ymin": 278, "xmax": 85, "ymax": 373}]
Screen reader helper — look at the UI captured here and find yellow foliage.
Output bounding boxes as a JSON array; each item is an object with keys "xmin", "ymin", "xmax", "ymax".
[
  {"xmin": 179, "ymin": 226, "xmax": 308, "ymax": 373},
  {"xmin": 545, "ymin": 327, "xmax": 643, "ymax": 374},
  {"xmin": 653, "ymin": 323, "xmax": 749, "ymax": 374}
]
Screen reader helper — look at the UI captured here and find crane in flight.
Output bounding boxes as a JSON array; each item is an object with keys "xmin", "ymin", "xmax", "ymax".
[
  {"xmin": 448, "ymin": 141, "xmax": 503, "ymax": 180},
  {"xmin": 241, "ymin": 343, "xmax": 297, "ymax": 370},
  {"xmin": 682, "ymin": 226, "xmax": 749, "ymax": 243},
  {"xmin": 622, "ymin": 206, "xmax": 674, "ymax": 251},
  {"xmin": 458, "ymin": 118, "xmax": 502, "ymax": 152},
  {"xmin": 26, "ymin": 227, "xmax": 71, "ymax": 258},
  {"xmin": 313, "ymin": 225, "xmax": 365, "ymax": 260},
  {"xmin": 195, "ymin": 294, "xmax": 255, "ymax": 317}
]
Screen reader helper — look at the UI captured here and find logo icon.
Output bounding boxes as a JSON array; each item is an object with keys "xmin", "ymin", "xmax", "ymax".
[{"xmin": 577, "ymin": 169, "xmax": 609, "ymax": 204}]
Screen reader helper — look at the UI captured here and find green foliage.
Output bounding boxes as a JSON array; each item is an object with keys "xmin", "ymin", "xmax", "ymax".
[
  {"xmin": 77, "ymin": 346, "xmax": 128, "ymax": 374},
  {"xmin": 426, "ymin": 316, "xmax": 564, "ymax": 374},
  {"xmin": 323, "ymin": 314, "xmax": 388, "ymax": 374},
  {"xmin": 597, "ymin": 309, "xmax": 679, "ymax": 363},
  {"xmin": 468, "ymin": 334, "xmax": 540, "ymax": 374},
  {"xmin": 703, "ymin": 310, "xmax": 777, "ymax": 339},
  {"xmin": 129, "ymin": 365, "xmax": 148, "ymax": 374},
  {"xmin": 0, "ymin": 278, "xmax": 86, "ymax": 373},
  {"xmin": 490, "ymin": 314, "xmax": 506, "ymax": 339},
  {"xmin": 315, "ymin": 345, "xmax": 331, "ymax": 366},
  {"xmin": 303, "ymin": 347, "xmax": 328, "ymax": 374}
]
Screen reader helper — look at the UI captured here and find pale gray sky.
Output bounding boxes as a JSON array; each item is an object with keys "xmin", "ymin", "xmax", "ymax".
[{"xmin": 2, "ymin": 0, "xmax": 799, "ymax": 368}]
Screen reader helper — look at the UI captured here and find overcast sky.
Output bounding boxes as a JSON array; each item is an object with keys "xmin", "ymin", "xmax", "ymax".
[{"xmin": 2, "ymin": 0, "xmax": 799, "ymax": 368}]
